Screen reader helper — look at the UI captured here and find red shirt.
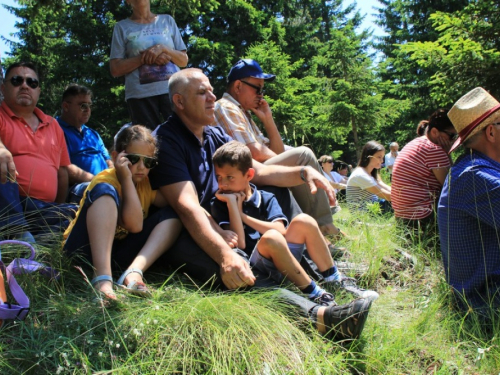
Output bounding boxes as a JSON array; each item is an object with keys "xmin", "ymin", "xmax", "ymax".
[
  {"xmin": 391, "ymin": 136, "xmax": 450, "ymax": 220},
  {"xmin": 0, "ymin": 102, "xmax": 70, "ymax": 202}
]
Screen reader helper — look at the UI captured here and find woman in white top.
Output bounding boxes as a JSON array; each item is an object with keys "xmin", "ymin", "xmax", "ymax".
[{"xmin": 347, "ymin": 141, "xmax": 392, "ymax": 213}]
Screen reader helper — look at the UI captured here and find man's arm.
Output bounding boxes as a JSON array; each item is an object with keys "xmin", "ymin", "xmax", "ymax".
[
  {"xmin": 252, "ymin": 163, "xmax": 336, "ymax": 206},
  {"xmin": 67, "ymin": 164, "xmax": 93, "ymax": 185},
  {"xmin": 0, "ymin": 138, "xmax": 16, "ymax": 184},
  {"xmin": 159, "ymin": 181, "xmax": 256, "ymax": 289},
  {"xmin": 250, "ymin": 98, "xmax": 285, "ymax": 155},
  {"xmin": 246, "ymin": 142, "xmax": 278, "ymax": 163},
  {"xmin": 56, "ymin": 166, "xmax": 69, "ymax": 203}
]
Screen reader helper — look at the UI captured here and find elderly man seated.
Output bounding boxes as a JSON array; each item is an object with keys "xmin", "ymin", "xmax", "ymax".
[
  {"xmin": 438, "ymin": 87, "xmax": 500, "ymax": 322},
  {"xmin": 0, "ymin": 62, "xmax": 76, "ymax": 241},
  {"xmin": 212, "ymin": 59, "xmax": 343, "ymax": 245}
]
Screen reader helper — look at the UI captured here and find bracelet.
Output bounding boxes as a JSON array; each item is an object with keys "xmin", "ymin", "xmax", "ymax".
[{"xmin": 300, "ymin": 167, "xmax": 307, "ymax": 182}]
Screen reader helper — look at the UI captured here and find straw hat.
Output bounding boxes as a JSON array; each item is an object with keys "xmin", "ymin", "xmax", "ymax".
[{"xmin": 448, "ymin": 87, "xmax": 500, "ymax": 153}]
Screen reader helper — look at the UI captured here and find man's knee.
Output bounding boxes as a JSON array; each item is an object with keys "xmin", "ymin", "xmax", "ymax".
[{"xmin": 295, "ymin": 146, "xmax": 319, "ymax": 168}]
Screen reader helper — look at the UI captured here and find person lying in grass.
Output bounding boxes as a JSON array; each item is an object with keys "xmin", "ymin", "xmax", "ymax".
[
  {"xmin": 211, "ymin": 141, "xmax": 379, "ymax": 303},
  {"xmin": 63, "ymin": 125, "xmax": 181, "ymax": 300}
]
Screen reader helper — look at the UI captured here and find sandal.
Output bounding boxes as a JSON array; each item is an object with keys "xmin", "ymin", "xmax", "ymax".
[
  {"xmin": 91, "ymin": 275, "xmax": 118, "ymax": 301},
  {"xmin": 116, "ymin": 268, "xmax": 152, "ymax": 298}
]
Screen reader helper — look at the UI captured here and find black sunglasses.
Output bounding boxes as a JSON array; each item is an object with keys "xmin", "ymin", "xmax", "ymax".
[
  {"xmin": 441, "ymin": 129, "xmax": 458, "ymax": 141},
  {"xmin": 9, "ymin": 75, "xmax": 40, "ymax": 89},
  {"xmin": 125, "ymin": 154, "xmax": 158, "ymax": 169},
  {"xmin": 240, "ymin": 80, "xmax": 265, "ymax": 95}
]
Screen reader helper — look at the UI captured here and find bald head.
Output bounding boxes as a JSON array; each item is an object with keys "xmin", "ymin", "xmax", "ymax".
[{"xmin": 168, "ymin": 68, "xmax": 217, "ymax": 130}]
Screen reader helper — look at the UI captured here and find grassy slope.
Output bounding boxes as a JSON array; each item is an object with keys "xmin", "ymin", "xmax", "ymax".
[{"xmin": 1, "ymin": 207, "xmax": 499, "ymax": 374}]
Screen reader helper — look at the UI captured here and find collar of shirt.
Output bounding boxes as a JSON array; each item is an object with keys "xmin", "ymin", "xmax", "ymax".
[
  {"xmin": 244, "ymin": 183, "xmax": 262, "ymax": 208},
  {"xmin": 1, "ymin": 101, "xmax": 53, "ymax": 129}
]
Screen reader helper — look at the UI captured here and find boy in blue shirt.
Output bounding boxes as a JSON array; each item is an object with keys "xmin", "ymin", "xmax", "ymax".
[{"xmin": 211, "ymin": 141, "xmax": 378, "ymax": 303}]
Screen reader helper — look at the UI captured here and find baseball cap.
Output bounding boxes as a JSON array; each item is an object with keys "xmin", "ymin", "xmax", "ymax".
[{"xmin": 227, "ymin": 59, "xmax": 276, "ymax": 83}]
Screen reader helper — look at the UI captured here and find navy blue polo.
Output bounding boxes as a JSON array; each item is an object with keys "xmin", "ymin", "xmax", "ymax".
[
  {"xmin": 150, "ymin": 113, "xmax": 233, "ymax": 211},
  {"xmin": 57, "ymin": 118, "xmax": 110, "ymax": 175},
  {"xmin": 211, "ymin": 183, "xmax": 288, "ymax": 255}
]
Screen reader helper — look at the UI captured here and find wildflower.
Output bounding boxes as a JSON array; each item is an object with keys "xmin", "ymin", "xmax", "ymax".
[
  {"xmin": 98, "ymin": 352, "xmax": 103, "ymax": 357},
  {"xmin": 108, "ymin": 340, "xmax": 113, "ymax": 346},
  {"xmin": 155, "ymin": 305, "xmax": 160, "ymax": 310},
  {"xmin": 62, "ymin": 353, "xmax": 67, "ymax": 358},
  {"xmin": 116, "ymin": 344, "xmax": 120, "ymax": 349},
  {"xmin": 133, "ymin": 329, "xmax": 141, "ymax": 336},
  {"xmin": 153, "ymin": 320, "xmax": 158, "ymax": 325},
  {"xmin": 56, "ymin": 365, "xmax": 64, "ymax": 374}
]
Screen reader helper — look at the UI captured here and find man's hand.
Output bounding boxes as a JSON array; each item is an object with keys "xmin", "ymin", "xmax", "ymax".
[
  {"xmin": 249, "ymin": 98, "xmax": 273, "ymax": 123},
  {"xmin": 115, "ymin": 151, "xmax": 133, "ymax": 183},
  {"xmin": 303, "ymin": 167, "xmax": 337, "ymax": 206},
  {"xmin": 0, "ymin": 146, "xmax": 16, "ymax": 184},
  {"xmin": 220, "ymin": 250, "xmax": 256, "ymax": 289}
]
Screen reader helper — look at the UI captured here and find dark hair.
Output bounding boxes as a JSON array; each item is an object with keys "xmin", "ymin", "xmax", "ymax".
[
  {"xmin": 335, "ymin": 161, "xmax": 348, "ymax": 172},
  {"xmin": 318, "ymin": 155, "xmax": 334, "ymax": 164},
  {"xmin": 4, "ymin": 62, "xmax": 39, "ymax": 80},
  {"xmin": 416, "ymin": 109, "xmax": 453, "ymax": 136},
  {"xmin": 212, "ymin": 141, "xmax": 253, "ymax": 174},
  {"xmin": 358, "ymin": 140, "xmax": 385, "ymax": 178},
  {"xmin": 62, "ymin": 84, "xmax": 92, "ymax": 101},
  {"xmin": 113, "ymin": 124, "xmax": 157, "ymax": 154}
]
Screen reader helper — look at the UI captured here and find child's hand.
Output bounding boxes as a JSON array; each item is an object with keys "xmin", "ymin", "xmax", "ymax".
[
  {"xmin": 215, "ymin": 190, "xmax": 237, "ymax": 204},
  {"xmin": 115, "ymin": 151, "xmax": 133, "ymax": 183},
  {"xmin": 236, "ymin": 191, "xmax": 245, "ymax": 212}
]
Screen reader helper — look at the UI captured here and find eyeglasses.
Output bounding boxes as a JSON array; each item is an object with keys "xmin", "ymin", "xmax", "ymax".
[
  {"xmin": 441, "ymin": 129, "xmax": 458, "ymax": 141},
  {"xmin": 125, "ymin": 154, "xmax": 158, "ymax": 169},
  {"xmin": 9, "ymin": 76, "xmax": 39, "ymax": 89},
  {"xmin": 324, "ymin": 160, "xmax": 334, "ymax": 164},
  {"xmin": 240, "ymin": 80, "xmax": 265, "ymax": 95},
  {"xmin": 66, "ymin": 102, "xmax": 93, "ymax": 111}
]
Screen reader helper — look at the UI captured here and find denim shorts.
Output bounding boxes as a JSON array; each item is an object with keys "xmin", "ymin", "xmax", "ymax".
[{"xmin": 249, "ymin": 242, "xmax": 305, "ymax": 284}]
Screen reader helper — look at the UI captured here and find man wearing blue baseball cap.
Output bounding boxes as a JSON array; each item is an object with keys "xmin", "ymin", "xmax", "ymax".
[{"xmin": 213, "ymin": 59, "xmax": 345, "ymax": 245}]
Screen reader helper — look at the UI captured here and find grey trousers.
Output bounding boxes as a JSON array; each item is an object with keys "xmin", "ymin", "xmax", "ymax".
[{"xmin": 263, "ymin": 146, "xmax": 333, "ymax": 226}]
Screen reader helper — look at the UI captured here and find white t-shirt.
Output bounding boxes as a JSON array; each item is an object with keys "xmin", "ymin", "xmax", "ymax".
[
  {"xmin": 110, "ymin": 15, "xmax": 187, "ymax": 100},
  {"xmin": 346, "ymin": 167, "xmax": 378, "ymax": 210}
]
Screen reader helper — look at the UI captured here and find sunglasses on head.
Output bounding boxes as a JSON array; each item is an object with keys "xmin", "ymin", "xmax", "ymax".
[
  {"xmin": 240, "ymin": 80, "xmax": 265, "ymax": 95},
  {"xmin": 125, "ymin": 154, "xmax": 158, "ymax": 169},
  {"xmin": 9, "ymin": 76, "xmax": 40, "ymax": 89}
]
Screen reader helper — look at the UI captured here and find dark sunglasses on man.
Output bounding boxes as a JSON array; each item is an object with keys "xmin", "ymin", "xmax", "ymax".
[
  {"xmin": 125, "ymin": 154, "xmax": 158, "ymax": 169},
  {"xmin": 9, "ymin": 76, "xmax": 39, "ymax": 89},
  {"xmin": 240, "ymin": 80, "xmax": 265, "ymax": 96}
]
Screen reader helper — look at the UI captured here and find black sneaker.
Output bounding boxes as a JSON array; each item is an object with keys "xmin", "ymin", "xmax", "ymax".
[
  {"xmin": 310, "ymin": 291, "xmax": 336, "ymax": 306},
  {"xmin": 322, "ymin": 298, "xmax": 372, "ymax": 341},
  {"xmin": 334, "ymin": 276, "xmax": 379, "ymax": 301}
]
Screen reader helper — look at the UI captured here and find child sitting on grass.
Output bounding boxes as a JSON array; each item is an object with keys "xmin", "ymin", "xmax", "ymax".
[
  {"xmin": 63, "ymin": 125, "xmax": 182, "ymax": 300},
  {"xmin": 210, "ymin": 141, "xmax": 378, "ymax": 303}
]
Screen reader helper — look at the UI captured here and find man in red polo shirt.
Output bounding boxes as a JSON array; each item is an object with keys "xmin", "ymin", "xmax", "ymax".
[{"xmin": 0, "ymin": 62, "xmax": 76, "ymax": 241}]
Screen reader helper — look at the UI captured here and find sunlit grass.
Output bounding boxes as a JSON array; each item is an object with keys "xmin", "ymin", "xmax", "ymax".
[{"xmin": 1, "ymin": 205, "xmax": 499, "ymax": 374}]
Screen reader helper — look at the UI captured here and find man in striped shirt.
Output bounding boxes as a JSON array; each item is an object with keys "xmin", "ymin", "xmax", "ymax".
[{"xmin": 212, "ymin": 59, "xmax": 342, "ymax": 240}]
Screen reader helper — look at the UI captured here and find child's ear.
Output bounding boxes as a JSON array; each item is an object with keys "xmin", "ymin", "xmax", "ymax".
[
  {"xmin": 246, "ymin": 168, "xmax": 255, "ymax": 180},
  {"xmin": 111, "ymin": 150, "xmax": 118, "ymax": 163}
]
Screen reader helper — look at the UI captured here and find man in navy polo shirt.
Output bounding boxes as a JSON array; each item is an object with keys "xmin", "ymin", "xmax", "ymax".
[
  {"xmin": 57, "ymin": 84, "xmax": 113, "ymax": 201},
  {"xmin": 149, "ymin": 68, "xmax": 372, "ymax": 341}
]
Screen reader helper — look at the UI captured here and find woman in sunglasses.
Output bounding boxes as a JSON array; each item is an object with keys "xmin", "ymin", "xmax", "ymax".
[
  {"xmin": 391, "ymin": 109, "xmax": 455, "ymax": 233},
  {"xmin": 63, "ymin": 125, "xmax": 181, "ymax": 301}
]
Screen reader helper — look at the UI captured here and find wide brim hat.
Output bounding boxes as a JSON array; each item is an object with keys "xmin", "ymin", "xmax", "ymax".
[
  {"xmin": 227, "ymin": 59, "xmax": 276, "ymax": 83},
  {"xmin": 448, "ymin": 87, "xmax": 500, "ymax": 153}
]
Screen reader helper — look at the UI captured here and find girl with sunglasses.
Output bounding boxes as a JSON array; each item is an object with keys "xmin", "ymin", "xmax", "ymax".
[{"xmin": 63, "ymin": 125, "xmax": 181, "ymax": 301}]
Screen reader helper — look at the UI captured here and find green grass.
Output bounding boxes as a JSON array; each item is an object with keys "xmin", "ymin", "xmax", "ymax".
[{"xmin": 1, "ymin": 207, "xmax": 500, "ymax": 374}]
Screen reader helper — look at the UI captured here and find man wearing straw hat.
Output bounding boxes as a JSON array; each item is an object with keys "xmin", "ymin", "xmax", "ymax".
[{"xmin": 438, "ymin": 87, "xmax": 500, "ymax": 317}]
